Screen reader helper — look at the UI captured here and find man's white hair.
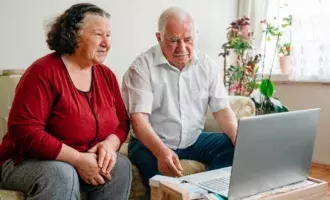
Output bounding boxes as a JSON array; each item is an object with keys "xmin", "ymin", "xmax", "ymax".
[{"xmin": 158, "ymin": 7, "xmax": 196, "ymax": 39}]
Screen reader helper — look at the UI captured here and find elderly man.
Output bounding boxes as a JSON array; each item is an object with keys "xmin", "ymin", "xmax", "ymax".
[{"xmin": 122, "ymin": 7, "xmax": 237, "ymax": 187}]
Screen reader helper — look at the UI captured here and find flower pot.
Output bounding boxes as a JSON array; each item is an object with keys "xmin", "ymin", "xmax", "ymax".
[{"xmin": 279, "ymin": 56, "xmax": 291, "ymax": 74}]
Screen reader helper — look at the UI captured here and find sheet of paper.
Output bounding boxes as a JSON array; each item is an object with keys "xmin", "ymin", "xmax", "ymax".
[
  {"xmin": 178, "ymin": 182, "xmax": 209, "ymax": 199},
  {"xmin": 149, "ymin": 175, "xmax": 182, "ymax": 187}
]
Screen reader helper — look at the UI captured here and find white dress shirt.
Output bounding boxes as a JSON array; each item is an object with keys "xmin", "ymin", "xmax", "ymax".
[{"xmin": 122, "ymin": 45, "xmax": 229, "ymax": 149}]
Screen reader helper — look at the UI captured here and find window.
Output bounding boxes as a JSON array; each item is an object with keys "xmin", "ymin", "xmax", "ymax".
[
  {"xmin": 262, "ymin": 0, "xmax": 330, "ymax": 82},
  {"xmin": 261, "ymin": 0, "xmax": 292, "ymax": 75}
]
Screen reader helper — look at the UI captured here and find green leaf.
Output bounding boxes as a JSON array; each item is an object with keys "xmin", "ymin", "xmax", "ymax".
[
  {"xmin": 253, "ymin": 83, "xmax": 260, "ymax": 89},
  {"xmin": 246, "ymin": 82, "xmax": 260, "ymax": 90},
  {"xmin": 259, "ymin": 79, "xmax": 275, "ymax": 98},
  {"xmin": 282, "ymin": 105, "xmax": 289, "ymax": 112}
]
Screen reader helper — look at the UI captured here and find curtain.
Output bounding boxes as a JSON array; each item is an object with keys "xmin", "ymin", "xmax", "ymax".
[
  {"xmin": 238, "ymin": 0, "xmax": 270, "ymax": 49},
  {"xmin": 289, "ymin": 0, "xmax": 330, "ymax": 82}
]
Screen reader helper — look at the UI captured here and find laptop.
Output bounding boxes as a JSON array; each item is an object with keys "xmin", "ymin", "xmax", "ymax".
[{"xmin": 182, "ymin": 108, "xmax": 320, "ymax": 200}]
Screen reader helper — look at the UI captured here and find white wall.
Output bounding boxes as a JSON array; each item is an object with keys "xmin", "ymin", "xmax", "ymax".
[
  {"xmin": 274, "ymin": 82, "xmax": 330, "ymax": 165},
  {"xmin": 0, "ymin": 0, "xmax": 238, "ymax": 84},
  {"xmin": 1, "ymin": 1, "xmax": 330, "ymax": 165}
]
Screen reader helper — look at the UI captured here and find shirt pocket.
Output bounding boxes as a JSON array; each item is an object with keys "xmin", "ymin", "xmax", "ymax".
[{"xmin": 191, "ymin": 86, "xmax": 209, "ymax": 101}]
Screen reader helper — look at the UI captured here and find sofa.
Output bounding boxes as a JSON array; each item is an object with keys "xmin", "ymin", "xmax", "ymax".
[{"xmin": 0, "ymin": 69, "xmax": 256, "ymax": 200}]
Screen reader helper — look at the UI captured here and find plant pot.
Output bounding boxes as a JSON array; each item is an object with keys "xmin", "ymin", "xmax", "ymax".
[{"xmin": 279, "ymin": 56, "xmax": 291, "ymax": 74}]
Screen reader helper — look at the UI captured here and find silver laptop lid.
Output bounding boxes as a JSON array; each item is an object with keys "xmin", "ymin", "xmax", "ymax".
[{"xmin": 228, "ymin": 108, "xmax": 320, "ymax": 200}]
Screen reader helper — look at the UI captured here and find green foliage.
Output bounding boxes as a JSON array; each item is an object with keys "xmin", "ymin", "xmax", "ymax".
[
  {"xmin": 264, "ymin": 23, "xmax": 280, "ymax": 37},
  {"xmin": 251, "ymin": 94, "xmax": 289, "ymax": 115},
  {"xmin": 262, "ymin": 14, "xmax": 292, "ymax": 57},
  {"xmin": 221, "ymin": 15, "xmax": 290, "ymax": 115},
  {"xmin": 281, "ymin": 15, "xmax": 292, "ymax": 28},
  {"xmin": 251, "ymin": 12, "xmax": 293, "ymax": 115},
  {"xmin": 249, "ymin": 78, "xmax": 289, "ymax": 115},
  {"xmin": 226, "ymin": 37, "xmax": 252, "ymax": 55},
  {"xmin": 259, "ymin": 79, "xmax": 275, "ymax": 98},
  {"xmin": 246, "ymin": 81, "xmax": 260, "ymax": 90},
  {"xmin": 220, "ymin": 17, "xmax": 262, "ymax": 96}
]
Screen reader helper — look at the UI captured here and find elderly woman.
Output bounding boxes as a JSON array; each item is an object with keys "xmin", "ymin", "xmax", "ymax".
[{"xmin": 0, "ymin": 3, "xmax": 131, "ymax": 200}]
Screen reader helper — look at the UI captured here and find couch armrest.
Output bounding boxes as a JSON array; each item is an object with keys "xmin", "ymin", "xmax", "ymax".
[
  {"xmin": 0, "ymin": 117, "xmax": 8, "ymax": 142},
  {"xmin": 204, "ymin": 96, "xmax": 255, "ymax": 132}
]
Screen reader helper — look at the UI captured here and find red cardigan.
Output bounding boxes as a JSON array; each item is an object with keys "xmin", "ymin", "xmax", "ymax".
[{"xmin": 0, "ymin": 53, "xmax": 129, "ymax": 166}]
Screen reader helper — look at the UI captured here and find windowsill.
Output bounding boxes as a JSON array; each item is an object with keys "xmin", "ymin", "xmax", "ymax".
[
  {"xmin": 264, "ymin": 73, "xmax": 330, "ymax": 85},
  {"xmin": 268, "ymin": 74, "xmax": 290, "ymax": 82}
]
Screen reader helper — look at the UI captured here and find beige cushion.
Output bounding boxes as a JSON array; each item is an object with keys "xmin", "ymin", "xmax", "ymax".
[
  {"xmin": 0, "ymin": 191, "xmax": 85, "ymax": 200},
  {"xmin": 0, "ymin": 69, "xmax": 25, "ymax": 76},
  {"xmin": 204, "ymin": 96, "xmax": 256, "ymax": 132},
  {"xmin": 0, "ymin": 190, "xmax": 24, "ymax": 200}
]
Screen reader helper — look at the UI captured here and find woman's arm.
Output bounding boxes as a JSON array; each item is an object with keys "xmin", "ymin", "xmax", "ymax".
[
  {"xmin": 56, "ymin": 143, "xmax": 80, "ymax": 164},
  {"xmin": 8, "ymin": 65, "xmax": 63, "ymax": 160}
]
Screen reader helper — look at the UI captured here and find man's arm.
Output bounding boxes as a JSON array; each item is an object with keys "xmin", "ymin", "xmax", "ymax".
[
  {"xmin": 130, "ymin": 112, "xmax": 183, "ymax": 177},
  {"xmin": 122, "ymin": 63, "xmax": 183, "ymax": 177},
  {"xmin": 130, "ymin": 113, "xmax": 166, "ymax": 157},
  {"xmin": 206, "ymin": 55, "xmax": 237, "ymax": 144},
  {"xmin": 213, "ymin": 107, "xmax": 238, "ymax": 145}
]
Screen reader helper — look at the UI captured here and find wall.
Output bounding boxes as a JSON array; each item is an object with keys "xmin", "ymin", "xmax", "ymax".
[
  {"xmin": 2, "ymin": 1, "xmax": 329, "ymax": 165},
  {"xmin": 0, "ymin": 0, "xmax": 238, "ymax": 84},
  {"xmin": 275, "ymin": 82, "xmax": 330, "ymax": 165}
]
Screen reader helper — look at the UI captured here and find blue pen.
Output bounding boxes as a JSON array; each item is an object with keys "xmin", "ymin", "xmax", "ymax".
[
  {"xmin": 204, "ymin": 193, "xmax": 227, "ymax": 200},
  {"xmin": 214, "ymin": 193, "xmax": 227, "ymax": 200}
]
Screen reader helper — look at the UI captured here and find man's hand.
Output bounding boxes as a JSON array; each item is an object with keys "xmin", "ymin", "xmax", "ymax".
[
  {"xmin": 156, "ymin": 148, "xmax": 183, "ymax": 177},
  {"xmin": 130, "ymin": 113, "xmax": 183, "ymax": 176},
  {"xmin": 73, "ymin": 152, "xmax": 111, "ymax": 186},
  {"xmin": 88, "ymin": 140, "xmax": 117, "ymax": 176}
]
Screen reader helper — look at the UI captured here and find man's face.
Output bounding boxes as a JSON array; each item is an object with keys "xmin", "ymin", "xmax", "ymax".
[{"xmin": 157, "ymin": 17, "xmax": 195, "ymax": 69}]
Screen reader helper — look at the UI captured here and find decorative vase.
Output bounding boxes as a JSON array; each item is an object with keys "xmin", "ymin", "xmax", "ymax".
[{"xmin": 279, "ymin": 56, "xmax": 291, "ymax": 74}]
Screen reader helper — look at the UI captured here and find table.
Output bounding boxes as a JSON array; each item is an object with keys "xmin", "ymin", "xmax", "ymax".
[{"xmin": 151, "ymin": 177, "xmax": 328, "ymax": 200}]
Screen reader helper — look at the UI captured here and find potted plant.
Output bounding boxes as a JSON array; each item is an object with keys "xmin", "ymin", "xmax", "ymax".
[
  {"xmin": 250, "ymin": 79, "xmax": 289, "ymax": 115},
  {"xmin": 278, "ymin": 42, "xmax": 291, "ymax": 73},
  {"xmin": 219, "ymin": 17, "xmax": 262, "ymax": 97},
  {"xmin": 250, "ymin": 15, "xmax": 291, "ymax": 115},
  {"xmin": 278, "ymin": 15, "xmax": 292, "ymax": 73},
  {"xmin": 221, "ymin": 15, "xmax": 290, "ymax": 115}
]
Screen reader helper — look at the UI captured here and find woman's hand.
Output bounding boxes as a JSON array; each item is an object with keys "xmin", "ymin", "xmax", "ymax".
[
  {"xmin": 73, "ymin": 152, "xmax": 111, "ymax": 186},
  {"xmin": 88, "ymin": 140, "xmax": 117, "ymax": 175}
]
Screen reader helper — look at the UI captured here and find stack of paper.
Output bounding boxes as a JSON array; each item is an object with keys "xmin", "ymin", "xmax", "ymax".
[{"xmin": 149, "ymin": 175, "xmax": 209, "ymax": 199}]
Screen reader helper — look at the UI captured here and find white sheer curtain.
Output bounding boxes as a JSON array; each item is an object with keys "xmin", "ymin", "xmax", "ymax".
[
  {"xmin": 289, "ymin": 0, "xmax": 330, "ymax": 82},
  {"xmin": 260, "ymin": 0, "xmax": 289, "ymax": 74}
]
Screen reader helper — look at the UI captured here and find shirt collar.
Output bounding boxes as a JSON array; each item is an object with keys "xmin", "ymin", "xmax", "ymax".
[
  {"xmin": 154, "ymin": 44, "xmax": 170, "ymax": 67},
  {"xmin": 154, "ymin": 44, "xmax": 199, "ymax": 68}
]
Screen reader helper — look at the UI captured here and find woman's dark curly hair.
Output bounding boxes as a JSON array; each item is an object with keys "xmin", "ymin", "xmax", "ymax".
[{"xmin": 46, "ymin": 3, "xmax": 110, "ymax": 55}]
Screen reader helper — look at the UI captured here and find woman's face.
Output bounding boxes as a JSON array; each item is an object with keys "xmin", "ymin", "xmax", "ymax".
[{"xmin": 74, "ymin": 14, "xmax": 111, "ymax": 65}]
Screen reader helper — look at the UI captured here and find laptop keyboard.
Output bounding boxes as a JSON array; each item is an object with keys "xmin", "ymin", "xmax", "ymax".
[{"xmin": 199, "ymin": 176, "xmax": 230, "ymax": 192}]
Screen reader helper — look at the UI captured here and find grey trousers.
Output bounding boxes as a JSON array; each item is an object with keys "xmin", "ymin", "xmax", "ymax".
[{"xmin": 0, "ymin": 153, "xmax": 132, "ymax": 200}]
